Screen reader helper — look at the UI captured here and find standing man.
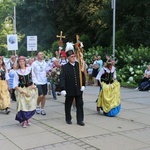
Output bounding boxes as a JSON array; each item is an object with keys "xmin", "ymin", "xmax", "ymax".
[
  {"xmin": 6, "ymin": 55, "xmax": 18, "ymax": 72},
  {"xmin": 97, "ymin": 56, "xmax": 103, "ymax": 72},
  {"xmin": 60, "ymin": 49, "xmax": 86, "ymax": 126},
  {"xmin": 32, "ymin": 51, "xmax": 48, "ymax": 115}
]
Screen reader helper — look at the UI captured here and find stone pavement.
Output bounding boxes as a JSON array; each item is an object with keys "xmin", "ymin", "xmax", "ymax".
[{"xmin": 0, "ymin": 86, "xmax": 150, "ymax": 150}]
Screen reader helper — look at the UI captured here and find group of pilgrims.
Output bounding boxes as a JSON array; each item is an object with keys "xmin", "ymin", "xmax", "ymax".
[{"xmin": 0, "ymin": 41, "xmax": 121, "ymax": 128}]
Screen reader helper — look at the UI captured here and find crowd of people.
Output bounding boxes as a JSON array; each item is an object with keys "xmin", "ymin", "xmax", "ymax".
[
  {"xmin": 0, "ymin": 44, "xmax": 123, "ymax": 128},
  {"xmin": 0, "ymin": 44, "xmax": 87, "ymax": 127}
]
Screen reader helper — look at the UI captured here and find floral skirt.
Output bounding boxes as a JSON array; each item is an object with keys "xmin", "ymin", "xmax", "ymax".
[
  {"xmin": 15, "ymin": 86, "xmax": 38, "ymax": 123},
  {"xmin": 0, "ymin": 80, "xmax": 10, "ymax": 110}
]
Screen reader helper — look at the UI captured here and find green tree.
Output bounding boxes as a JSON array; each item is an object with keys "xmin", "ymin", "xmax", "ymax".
[
  {"xmin": 52, "ymin": 0, "xmax": 83, "ymax": 41},
  {"xmin": 0, "ymin": 0, "xmax": 15, "ymax": 55},
  {"xmin": 3, "ymin": 0, "xmax": 149, "ymax": 56},
  {"xmin": 116, "ymin": 0, "xmax": 150, "ymax": 47},
  {"xmin": 77, "ymin": 0, "xmax": 113, "ymax": 47},
  {"xmin": 16, "ymin": 0, "xmax": 57, "ymax": 50},
  {"xmin": 80, "ymin": 34, "xmax": 91, "ymax": 51}
]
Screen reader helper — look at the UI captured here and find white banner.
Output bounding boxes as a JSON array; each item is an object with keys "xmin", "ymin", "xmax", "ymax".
[
  {"xmin": 7, "ymin": 34, "xmax": 18, "ymax": 51},
  {"xmin": 27, "ymin": 36, "xmax": 37, "ymax": 51}
]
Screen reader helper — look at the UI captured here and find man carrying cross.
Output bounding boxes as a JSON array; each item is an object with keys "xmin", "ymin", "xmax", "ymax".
[{"xmin": 60, "ymin": 41, "xmax": 86, "ymax": 126}]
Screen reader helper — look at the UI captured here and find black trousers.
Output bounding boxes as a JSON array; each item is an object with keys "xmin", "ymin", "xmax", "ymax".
[
  {"xmin": 139, "ymin": 77, "xmax": 149, "ymax": 86},
  {"xmin": 10, "ymin": 89, "xmax": 16, "ymax": 101},
  {"xmin": 65, "ymin": 94, "xmax": 84, "ymax": 123}
]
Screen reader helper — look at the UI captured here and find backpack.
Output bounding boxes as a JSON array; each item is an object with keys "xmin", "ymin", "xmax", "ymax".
[{"xmin": 138, "ymin": 80, "xmax": 150, "ymax": 91}]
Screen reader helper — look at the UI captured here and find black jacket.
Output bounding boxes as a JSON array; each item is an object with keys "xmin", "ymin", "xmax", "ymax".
[{"xmin": 60, "ymin": 62, "xmax": 85, "ymax": 96}]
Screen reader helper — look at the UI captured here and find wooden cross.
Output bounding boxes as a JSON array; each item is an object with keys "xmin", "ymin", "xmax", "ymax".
[
  {"xmin": 56, "ymin": 31, "xmax": 65, "ymax": 47},
  {"xmin": 56, "ymin": 31, "xmax": 66, "ymax": 41}
]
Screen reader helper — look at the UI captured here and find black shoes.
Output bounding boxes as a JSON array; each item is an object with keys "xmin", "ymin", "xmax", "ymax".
[
  {"xmin": 57, "ymin": 93, "xmax": 61, "ymax": 96},
  {"xmin": 66, "ymin": 121, "xmax": 85, "ymax": 126},
  {"xmin": 53, "ymin": 97, "xmax": 57, "ymax": 100},
  {"xmin": 66, "ymin": 121, "xmax": 72, "ymax": 124},
  {"xmin": 77, "ymin": 122, "xmax": 85, "ymax": 126},
  {"xmin": 5, "ymin": 108, "xmax": 10, "ymax": 114}
]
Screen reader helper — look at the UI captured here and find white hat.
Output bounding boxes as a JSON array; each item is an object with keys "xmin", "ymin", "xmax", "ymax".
[
  {"xmin": 51, "ymin": 57, "xmax": 57, "ymax": 62},
  {"xmin": 65, "ymin": 42, "xmax": 74, "ymax": 52},
  {"xmin": 65, "ymin": 42, "xmax": 75, "ymax": 57}
]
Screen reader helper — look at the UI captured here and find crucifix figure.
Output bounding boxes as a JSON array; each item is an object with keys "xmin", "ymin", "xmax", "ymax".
[{"xmin": 56, "ymin": 31, "xmax": 66, "ymax": 47}]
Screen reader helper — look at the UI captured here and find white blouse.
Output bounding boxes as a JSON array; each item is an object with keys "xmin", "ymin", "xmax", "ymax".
[
  {"xmin": 96, "ymin": 66, "xmax": 116, "ymax": 81},
  {"xmin": 13, "ymin": 67, "xmax": 33, "ymax": 88}
]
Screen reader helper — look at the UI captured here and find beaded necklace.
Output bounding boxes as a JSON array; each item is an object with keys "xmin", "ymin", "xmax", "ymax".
[{"xmin": 36, "ymin": 60, "xmax": 44, "ymax": 72}]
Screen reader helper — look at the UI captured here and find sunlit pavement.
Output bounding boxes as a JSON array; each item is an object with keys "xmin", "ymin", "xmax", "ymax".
[{"xmin": 0, "ymin": 86, "xmax": 150, "ymax": 150}]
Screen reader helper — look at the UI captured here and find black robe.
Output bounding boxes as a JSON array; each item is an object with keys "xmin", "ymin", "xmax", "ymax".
[{"xmin": 60, "ymin": 62, "xmax": 85, "ymax": 96}]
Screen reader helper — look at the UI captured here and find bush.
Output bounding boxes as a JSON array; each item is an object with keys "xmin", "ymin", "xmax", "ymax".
[
  {"xmin": 84, "ymin": 46, "xmax": 111, "ymax": 65},
  {"xmin": 43, "ymin": 50, "xmax": 53, "ymax": 61},
  {"xmin": 117, "ymin": 65, "xmax": 146, "ymax": 86},
  {"xmin": 115, "ymin": 45, "xmax": 150, "ymax": 68},
  {"xmin": 115, "ymin": 45, "xmax": 150, "ymax": 86},
  {"xmin": 83, "ymin": 45, "xmax": 150, "ymax": 87}
]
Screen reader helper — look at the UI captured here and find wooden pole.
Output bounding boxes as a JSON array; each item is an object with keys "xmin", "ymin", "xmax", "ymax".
[{"xmin": 76, "ymin": 35, "xmax": 82, "ymax": 88}]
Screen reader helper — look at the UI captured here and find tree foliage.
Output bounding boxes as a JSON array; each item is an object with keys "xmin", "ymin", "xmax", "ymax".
[
  {"xmin": 0, "ymin": 0, "xmax": 15, "ymax": 55},
  {"xmin": 0, "ymin": 0, "xmax": 150, "ymax": 56},
  {"xmin": 16, "ymin": 0, "xmax": 57, "ymax": 51},
  {"xmin": 116, "ymin": 0, "xmax": 150, "ymax": 47}
]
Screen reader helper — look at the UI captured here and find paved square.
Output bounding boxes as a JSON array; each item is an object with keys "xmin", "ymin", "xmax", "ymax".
[{"xmin": 0, "ymin": 86, "xmax": 150, "ymax": 150}]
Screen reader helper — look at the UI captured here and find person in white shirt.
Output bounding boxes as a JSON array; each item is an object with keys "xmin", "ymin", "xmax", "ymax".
[
  {"xmin": 97, "ymin": 56, "xmax": 103, "ymax": 72},
  {"xmin": 32, "ymin": 52, "xmax": 49, "ymax": 115},
  {"xmin": 92, "ymin": 56, "xmax": 99, "ymax": 86},
  {"xmin": 135, "ymin": 65, "xmax": 150, "ymax": 90},
  {"xmin": 6, "ymin": 55, "xmax": 18, "ymax": 72},
  {"xmin": 140, "ymin": 65, "xmax": 150, "ymax": 83}
]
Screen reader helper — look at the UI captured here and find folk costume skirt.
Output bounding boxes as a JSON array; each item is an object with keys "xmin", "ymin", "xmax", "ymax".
[
  {"xmin": 15, "ymin": 86, "xmax": 38, "ymax": 123},
  {"xmin": 97, "ymin": 80, "xmax": 121, "ymax": 117},
  {"xmin": 0, "ymin": 80, "xmax": 10, "ymax": 110}
]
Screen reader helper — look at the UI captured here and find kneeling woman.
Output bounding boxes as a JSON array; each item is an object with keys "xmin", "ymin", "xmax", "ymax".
[
  {"xmin": 96, "ymin": 59, "xmax": 121, "ymax": 117},
  {"xmin": 14, "ymin": 56, "xmax": 38, "ymax": 127}
]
